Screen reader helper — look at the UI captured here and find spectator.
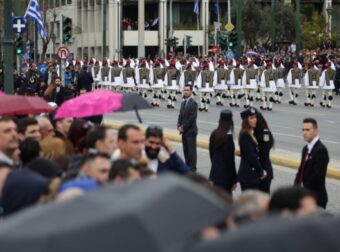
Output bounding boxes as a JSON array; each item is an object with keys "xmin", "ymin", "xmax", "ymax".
[
  {"xmin": 116, "ymin": 124, "xmax": 145, "ymax": 161},
  {"xmin": 68, "ymin": 119, "xmax": 92, "ymax": 154},
  {"xmin": 37, "ymin": 116, "xmax": 55, "ymax": 140},
  {"xmin": 27, "ymin": 158, "xmax": 63, "ymax": 179},
  {"xmin": 50, "ymin": 77, "xmax": 66, "ymax": 106},
  {"xmin": 18, "ymin": 117, "xmax": 42, "ymax": 142},
  {"xmin": 144, "ymin": 125, "xmax": 189, "ymax": 174},
  {"xmin": 109, "ymin": 159, "xmax": 141, "ymax": 183},
  {"xmin": 19, "ymin": 137, "xmax": 42, "ymax": 166},
  {"xmin": 269, "ymin": 187, "xmax": 318, "ymax": 217},
  {"xmin": 77, "ymin": 153, "xmax": 111, "ymax": 185},
  {"xmin": 0, "ymin": 162, "xmax": 12, "ymax": 198},
  {"xmin": 77, "ymin": 65, "xmax": 94, "ymax": 93},
  {"xmin": 2, "ymin": 169, "xmax": 49, "ymax": 216},
  {"xmin": 53, "ymin": 117, "xmax": 74, "ymax": 154},
  {"xmin": 85, "ymin": 125, "xmax": 116, "ymax": 156},
  {"xmin": 0, "ymin": 117, "xmax": 19, "ymax": 165},
  {"xmin": 40, "ymin": 136, "xmax": 66, "ymax": 161}
]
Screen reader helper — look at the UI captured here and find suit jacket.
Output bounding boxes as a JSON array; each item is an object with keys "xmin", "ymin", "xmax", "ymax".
[
  {"xmin": 51, "ymin": 86, "xmax": 66, "ymax": 106},
  {"xmin": 294, "ymin": 140, "xmax": 329, "ymax": 208},
  {"xmin": 209, "ymin": 133, "xmax": 237, "ymax": 191},
  {"xmin": 157, "ymin": 152, "xmax": 190, "ymax": 174},
  {"xmin": 177, "ymin": 98, "xmax": 198, "ymax": 135},
  {"xmin": 77, "ymin": 71, "xmax": 94, "ymax": 92},
  {"xmin": 237, "ymin": 130, "xmax": 264, "ymax": 185}
]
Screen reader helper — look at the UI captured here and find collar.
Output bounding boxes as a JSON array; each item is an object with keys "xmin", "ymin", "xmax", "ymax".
[
  {"xmin": 307, "ymin": 135, "xmax": 320, "ymax": 153},
  {"xmin": 0, "ymin": 151, "xmax": 14, "ymax": 165}
]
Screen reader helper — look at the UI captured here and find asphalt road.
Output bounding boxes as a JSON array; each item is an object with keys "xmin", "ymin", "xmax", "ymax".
[{"xmin": 105, "ymin": 88, "xmax": 340, "ymax": 168}]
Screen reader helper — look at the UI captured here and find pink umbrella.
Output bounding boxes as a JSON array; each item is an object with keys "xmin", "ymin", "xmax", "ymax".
[
  {"xmin": 54, "ymin": 90, "xmax": 123, "ymax": 119},
  {"xmin": 0, "ymin": 91, "xmax": 5, "ymax": 96}
]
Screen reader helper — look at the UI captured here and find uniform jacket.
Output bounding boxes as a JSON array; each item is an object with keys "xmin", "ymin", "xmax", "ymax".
[
  {"xmin": 294, "ymin": 140, "xmax": 329, "ymax": 208},
  {"xmin": 255, "ymin": 128, "xmax": 274, "ymax": 179}
]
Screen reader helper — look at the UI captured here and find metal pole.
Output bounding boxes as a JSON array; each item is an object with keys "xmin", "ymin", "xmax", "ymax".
[
  {"xmin": 34, "ymin": 23, "xmax": 38, "ymax": 63},
  {"xmin": 227, "ymin": 0, "xmax": 231, "ymax": 23},
  {"xmin": 15, "ymin": 0, "xmax": 23, "ymax": 74},
  {"xmin": 197, "ymin": 13, "xmax": 200, "ymax": 57},
  {"xmin": 169, "ymin": 0, "xmax": 173, "ymax": 52},
  {"xmin": 295, "ymin": 0, "xmax": 301, "ymax": 54},
  {"xmin": 138, "ymin": 0, "xmax": 145, "ymax": 57},
  {"xmin": 236, "ymin": 0, "xmax": 242, "ymax": 58},
  {"xmin": 184, "ymin": 36, "xmax": 187, "ymax": 58},
  {"xmin": 271, "ymin": 0, "xmax": 276, "ymax": 52},
  {"xmin": 3, "ymin": 0, "xmax": 14, "ymax": 94},
  {"xmin": 102, "ymin": 0, "xmax": 107, "ymax": 59}
]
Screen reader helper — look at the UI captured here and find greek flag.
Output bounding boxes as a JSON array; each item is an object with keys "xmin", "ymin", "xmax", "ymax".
[
  {"xmin": 25, "ymin": 0, "xmax": 46, "ymax": 40},
  {"xmin": 194, "ymin": 0, "xmax": 200, "ymax": 15}
]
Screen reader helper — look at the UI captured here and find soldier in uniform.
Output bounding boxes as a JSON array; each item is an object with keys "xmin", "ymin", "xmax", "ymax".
[
  {"xmin": 92, "ymin": 60, "xmax": 101, "ymax": 89},
  {"xmin": 100, "ymin": 59, "xmax": 110, "ymax": 89},
  {"xmin": 214, "ymin": 59, "xmax": 229, "ymax": 106},
  {"xmin": 287, "ymin": 61, "xmax": 303, "ymax": 105},
  {"xmin": 319, "ymin": 62, "xmax": 336, "ymax": 108},
  {"xmin": 25, "ymin": 63, "xmax": 40, "ymax": 95},
  {"xmin": 184, "ymin": 62, "xmax": 196, "ymax": 86},
  {"xmin": 122, "ymin": 59, "xmax": 137, "ymax": 93},
  {"xmin": 198, "ymin": 61, "xmax": 214, "ymax": 112},
  {"xmin": 137, "ymin": 59, "xmax": 150, "ymax": 98},
  {"xmin": 304, "ymin": 62, "xmax": 320, "ymax": 107},
  {"xmin": 273, "ymin": 60, "xmax": 286, "ymax": 104},
  {"xmin": 259, "ymin": 61, "xmax": 276, "ymax": 111},
  {"xmin": 242, "ymin": 60, "xmax": 258, "ymax": 108},
  {"xmin": 110, "ymin": 60, "xmax": 122, "ymax": 91},
  {"xmin": 256, "ymin": 58, "xmax": 266, "ymax": 101},
  {"xmin": 151, "ymin": 60, "xmax": 165, "ymax": 107},
  {"xmin": 229, "ymin": 62, "xmax": 244, "ymax": 107},
  {"xmin": 166, "ymin": 60, "xmax": 180, "ymax": 109}
]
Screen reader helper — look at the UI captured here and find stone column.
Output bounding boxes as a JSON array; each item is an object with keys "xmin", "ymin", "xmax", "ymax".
[
  {"xmin": 109, "ymin": 0, "xmax": 122, "ymax": 60},
  {"xmin": 159, "ymin": 0, "xmax": 167, "ymax": 57},
  {"xmin": 202, "ymin": 0, "xmax": 210, "ymax": 56},
  {"xmin": 138, "ymin": 0, "xmax": 145, "ymax": 58}
]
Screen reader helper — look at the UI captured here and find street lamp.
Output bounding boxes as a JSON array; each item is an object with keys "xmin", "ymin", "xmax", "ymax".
[
  {"xmin": 51, "ymin": 33, "xmax": 57, "ymax": 59},
  {"xmin": 326, "ymin": 3, "xmax": 333, "ymax": 38}
]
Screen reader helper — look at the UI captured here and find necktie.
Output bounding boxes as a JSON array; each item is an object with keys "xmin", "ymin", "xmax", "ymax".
[{"xmin": 298, "ymin": 147, "xmax": 309, "ymax": 187}]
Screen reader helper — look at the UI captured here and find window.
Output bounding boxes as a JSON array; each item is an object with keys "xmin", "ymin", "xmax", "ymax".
[
  {"xmin": 67, "ymin": 0, "xmax": 72, "ymax": 4},
  {"xmin": 49, "ymin": 0, "xmax": 54, "ymax": 8},
  {"xmin": 55, "ymin": 0, "xmax": 60, "ymax": 7},
  {"xmin": 61, "ymin": 0, "xmax": 66, "ymax": 6}
]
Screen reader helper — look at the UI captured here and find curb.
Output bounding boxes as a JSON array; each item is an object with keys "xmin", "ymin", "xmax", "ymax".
[{"xmin": 105, "ymin": 120, "xmax": 340, "ymax": 180}]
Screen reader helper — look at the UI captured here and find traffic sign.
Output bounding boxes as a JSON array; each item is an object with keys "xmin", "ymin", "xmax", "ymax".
[
  {"xmin": 57, "ymin": 46, "xmax": 70, "ymax": 60},
  {"xmin": 226, "ymin": 50, "xmax": 234, "ymax": 59},
  {"xmin": 225, "ymin": 23, "xmax": 234, "ymax": 32},
  {"xmin": 13, "ymin": 17, "xmax": 27, "ymax": 34}
]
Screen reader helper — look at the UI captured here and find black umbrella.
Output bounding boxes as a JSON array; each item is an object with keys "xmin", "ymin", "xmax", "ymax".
[
  {"xmin": 0, "ymin": 174, "xmax": 229, "ymax": 252},
  {"xmin": 116, "ymin": 93, "xmax": 153, "ymax": 123},
  {"xmin": 187, "ymin": 216, "xmax": 340, "ymax": 252}
]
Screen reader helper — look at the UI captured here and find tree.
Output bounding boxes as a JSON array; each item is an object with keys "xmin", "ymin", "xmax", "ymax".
[
  {"xmin": 301, "ymin": 12, "xmax": 327, "ymax": 49},
  {"xmin": 274, "ymin": 3, "xmax": 295, "ymax": 43},
  {"xmin": 40, "ymin": 2, "xmax": 57, "ymax": 61}
]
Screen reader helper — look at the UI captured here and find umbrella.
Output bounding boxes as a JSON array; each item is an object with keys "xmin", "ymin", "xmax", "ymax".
[
  {"xmin": 116, "ymin": 93, "xmax": 153, "ymax": 123},
  {"xmin": 187, "ymin": 216, "xmax": 340, "ymax": 252},
  {"xmin": 0, "ymin": 174, "xmax": 229, "ymax": 252},
  {"xmin": 0, "ymin": 95, "xmax": 53, "ymax": 116},
  {"xmin": 0, "ymin": 91, "xmax": 5, "ymax": 96},
  {"xmin": 246, "ymin": 50, "xmax": 258, "ymax": 56},
  {"xmin": 54, "ymin": 90, "xmax": 123, "ymax": 119}
]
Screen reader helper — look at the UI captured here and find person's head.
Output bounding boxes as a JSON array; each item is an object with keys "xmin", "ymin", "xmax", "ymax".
[
  {"xmin": 40, "ymin": 136, "xmax": 66, "ymax": 160},
  {"xmin": 0, "ymin": 117, "xmax": 18, "ymax": 155},
  {"xmin": 19, "ymin": 137, "xmax": 42, "ymax": 165},
  {"xmin": 302, "ymin": 118, "xmax": 319, "ymax": 143},
  {"xmin": 232, "ymin": 190, "xmax": 269, "ymax": 226},
  {"xmin": 211, "ymin": 110, "xmax": 234, "ymax": 148},
  {"xmin": 2, "ymin": 169, "xmax": 49, "ymax": 216},
  {"xmin": 145, "ymin": 125, "xmax": 163, "ymax": 159},
  {"xmin": 37, "ymin": 116, "xmax": 55, "ymax": 140},
  {"xmin": 27, "ymin": 157, "xmax": 63, "ymax": 179},
  {"xmin": 0, "ymin": 162, "xmax": 12, "ymax": 197},
  {"xmin": 240, "ymin": 107, "xmax": 257, "ymax": 131},
  {"xmin": 118, "ymin": 124, "xmax": 145, "ymax": 160},
  {"xmin": 18, "ymin": 117, "xmax": 41, "ymax": 142},
  {"xmin": 183, "ymin": 84, "xmax": 193, "ymax": 98},
  {"xmin": 80, "ymin": 153, "xmax": 111, "ymax": 184},
  {"xmin": 85, "ymin": 126, "xmax": 116, "ymax": 155},
  {"xmin": 54, "ymin": 77, "xmax": 62, "ymax": 87},
  {"xmin": 68, "ymin": 119, "xmax": 92, "ymax": 153},
  {"xmin": 269, "ymin": 187, "xmax": 318, "ymax": 217},
  {"xmin": 55, "ymin": 117, "xmax": 73, "ymax": 136},
  {"xmin": 109, "ymin": 159, "xmax": 141, "ymax": 183}
]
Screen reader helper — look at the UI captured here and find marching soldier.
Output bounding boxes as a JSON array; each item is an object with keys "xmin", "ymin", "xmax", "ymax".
[
  {"xmin": 122, "ymin": 59, "xmax": 137, "ymax": 93},
  {"xmin": 137, "ymin": 59, "xmax": 150, "ymax": 98},
  {"xmin": 100, "ymin": 59, "xmax": 110, "ymax": 89},
  {"xmin": 304, "ymin": 62, "xmax": 320, "ymax": 107},
  {"xmin": 92, "ymin": 60, "xmax": 101, "ymax": 89},
  {"xmin": 259, "ymin": 61, "xmax": 276, "ymax": 111},
  {"xmin": 273, "ymin": 60, "xmax": 286, "ymax": 103},
  {"xmin": 242, "ymin": 60, "xmax": 258, "ymax": 108},
  {"xmin": 198, "ymin": 61, "xmax": 214, "ymax": 112},
  {"xmin": 214, "ymin": 59, "xmax": 229, "ymax": 106},
  {"xmin": 287, "ymin": 61, "xmax": 303, "ymax": 105},
  {"xmin": 151, "ymin": 60, "xmax": 165, "ymax": 107},
  {"xmin": 229, "ymin": 61, "xmax": 244, "ymax": 107},
  {"xmin": 184, "ymin": 62, "xmax": 196, "ymax": 86},
  {"xmin": 166, "ymin": 60, "xmax": 180, "ymax": 109},
  {"xmin": 256, "ymin": 59, "xmax": 266, "ymax": 101},
  {"xmin": 110, "ymin": 60, "xmax": 123, "ymax": 91},
  {"xmin": 319, "ymin": 62, "xmax": 336, "ymax": 108}
]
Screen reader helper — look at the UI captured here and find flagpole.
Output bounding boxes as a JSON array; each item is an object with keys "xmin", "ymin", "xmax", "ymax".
[
  {"xmin": 197, "ymin": 13, "xmax": 200, "ymax": 57},
  {"xmin": 34, "ymin": 23, "xmax": 38, "ymax": 63}
]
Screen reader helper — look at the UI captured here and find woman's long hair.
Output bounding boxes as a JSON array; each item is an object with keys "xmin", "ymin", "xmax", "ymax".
[
  {"xmin": 210, "ymin": 120, "xmax": 234, "ymax": 148},
  {"xmin": 239, "ymin": 117, "xmax": 258, "ymax": 145},
  {"xmin": 254, "ymin": 112, "xmax": 275, "ymax": 147}
]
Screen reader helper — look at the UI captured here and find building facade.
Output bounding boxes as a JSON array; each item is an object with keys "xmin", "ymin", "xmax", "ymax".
[{"xmin": 42, "ymin": 0, "xmax": 340, "ymax": 60}]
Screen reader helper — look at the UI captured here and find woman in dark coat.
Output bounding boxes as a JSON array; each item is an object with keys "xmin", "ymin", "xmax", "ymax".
[
  {"xmin": 209, "ymin": 109, "xmax": 237, "ymax": 193},
  {"xmin": 254, "ymin": 112, "xmax": 274, "ymax": 193},
  {"xmin": 237, "ymin": 108, "xmax": 267, "ymax": 191}
]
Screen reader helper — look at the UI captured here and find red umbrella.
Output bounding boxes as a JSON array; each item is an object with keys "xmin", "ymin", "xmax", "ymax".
[{"xmin": 0, "ymin": 95, "xmax": 53, "ymax": 116}]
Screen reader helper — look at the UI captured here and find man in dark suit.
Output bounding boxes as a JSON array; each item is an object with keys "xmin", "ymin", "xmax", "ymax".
[
  {"xmin": 50, "ymin": 77, "xmax": 66, "ymax": 106},
  {"xmin": 144, "ymin": 125, "xmax": 189, "ymax": 174},
  {"xmin": 177, "ymin": 84, "xmax": 198, "ymax": 172},
  {"xmin": 294, "ymin": 118, "xmax": 329, "ymax": 208},
  {"xmin": 76, "ymin": 65, "xmax": 94, "ymax": 93}
]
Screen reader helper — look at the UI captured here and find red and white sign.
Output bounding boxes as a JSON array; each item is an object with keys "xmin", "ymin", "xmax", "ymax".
[{"xmin": 57, "ymin": 46, "xmax": 70, "ymax": 60}]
